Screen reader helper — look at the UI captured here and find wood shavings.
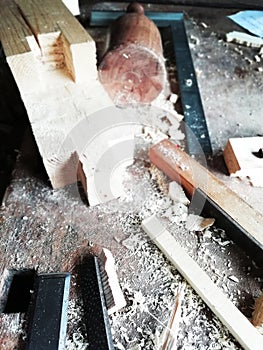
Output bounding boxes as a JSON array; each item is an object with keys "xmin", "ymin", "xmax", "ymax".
[
  {"xmin": 122, "ymin": 234, "xmax": 145, "ymax": 251},
  {"xmin": 185, "ymin": 213, "xmax": 215, "ymax": 232},
  {"xmin": 1, "ymin": 110, "xmax": 262, "ymax": 350},
  {"xmin": 226, "ymin": 31, "xmax": 263, "ymax": 48},
  {"xmin": 163, "ymin": 203, "xmax": 188, "ymax": 224},
  {"xmin": 66, "ymin": 299, "xmax": 89, "ymax": 350},
  {"xmin": 168, "ymin": 93, "xmax": 178, "ymax": 104},
  {"xmin": 168, "ymin": 181, "xmax": 190, "ymax": 206},
  {"xmin": 228, "ymin": 275, "xmax": 240, "ymax": 283},
  {"xmin": 190, "ymin": 34, "xmax": 200, "ymax": 46},
  {"xmin": 157, "ymin": 283, "xmax": 186, "ymax": 350}
]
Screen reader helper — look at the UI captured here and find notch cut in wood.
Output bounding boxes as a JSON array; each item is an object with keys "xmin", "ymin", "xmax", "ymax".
[
  {"xmin": 223, "ymin": 137, "xmax": 263, "ymax": 187},
  {"xmin": 0, "ymin": 0, "xmax": 113, "ymax": 189},
  {"xmin": 1, "ymin": 0, "xmax": 96, "ymax": 87},
  {"xmin": 142, "ymin": 215, "xmax": 263, "ymax": 350}
]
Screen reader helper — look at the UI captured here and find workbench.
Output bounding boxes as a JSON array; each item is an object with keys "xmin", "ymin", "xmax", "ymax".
[{"xmin": 0, "ymin": 1, "xmax": 262, "ymax": 349}]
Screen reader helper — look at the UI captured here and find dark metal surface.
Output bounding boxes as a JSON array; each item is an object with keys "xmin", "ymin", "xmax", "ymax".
[
  {"xmin": 0, "ymin": 45, "xmax": 29, "ymax": 204},
  {"xmin": 190, "ymin": 188, "xmax": 263, "ymax": 266},
  {"xmin": 26, "ymin": 273, "xmax": 70, "ymax": 350},
  {"xmin": 170, "ymin": 22, "xmax": 212, "ymax": 156},
  {"xmin": 76, "ymin": 255, "xmax": 115, "ymax": 350},
  {"xmin": 0, "ymin": 269, "xmax": 35, "ymax": 313},
  {"xmin": 88, "ymin": 0, "xmax": 263, "ymax": 10},
  {"xmin": 90, "ymin": 10, "xmax": 212, "ymax": 156}
]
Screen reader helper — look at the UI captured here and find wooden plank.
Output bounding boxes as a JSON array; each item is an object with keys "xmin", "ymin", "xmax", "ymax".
[
  {"xmin": 149, "ymin": 139, "xmax": 263, "ymax": 249},
  {"xmin": 142, "ymin": 215, "xmax": 263, "ymax": 350},
  {"xmin": 0, "ymin": 0, "xmax": 113, "ymax": 189}
]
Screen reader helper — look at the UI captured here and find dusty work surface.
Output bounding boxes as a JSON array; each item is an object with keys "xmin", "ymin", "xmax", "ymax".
[
  {"xmin": 0, "ymin": 3, "xmax": 263, "ymax": 350},
  {"xmin": 86, "ymin": 2, "xmax": 263, "ymax": 213},
  {"xmin": 0, "ymin": 132, "xmax": 262, "ymax": 350}
]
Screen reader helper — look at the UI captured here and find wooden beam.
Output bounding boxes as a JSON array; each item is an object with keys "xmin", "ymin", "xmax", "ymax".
[
  {"xmin": 142, "ymin": 215, "xmax": 263, "ymax": 350},
  {"xmin": 149, "ymin": 139, "xmax": 263, "ymax": 250},
  {"xmin": 0, "ymin": 0, "xmax": 113, "ymax": 188}
]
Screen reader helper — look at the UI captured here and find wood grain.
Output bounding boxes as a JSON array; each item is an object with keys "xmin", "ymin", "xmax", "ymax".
[
  {"xmin": 149, "ymin": 139, "xmax": 263, "ymax": 248},
  {"xmin": 98, "ymin": 4, "xmax": 166, "ymax": 105},
  {"xmin": 142, "ymin": 215, "xmax": 263, "ymax": 350},
  {"xmin": 0, "ymin": 0, "xmax": 113, "ymax": 189}
]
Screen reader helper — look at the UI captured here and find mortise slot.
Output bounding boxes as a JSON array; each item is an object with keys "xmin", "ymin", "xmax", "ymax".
[
  {"xmin": 0, "ymin": 269, "xmax": 36, "ymax": 313},
  {"xmin": 252, "ymin": 148, "xmax": 263, "ymax": 159}
]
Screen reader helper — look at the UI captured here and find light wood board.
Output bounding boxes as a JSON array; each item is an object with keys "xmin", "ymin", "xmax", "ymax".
[
  {"xmin": 142, "ymin": 215, "xmax": 263, "ymax": 350},
  {"xmin": 0, "ymin": 0, "xmax": 113, "ymax": 188}
]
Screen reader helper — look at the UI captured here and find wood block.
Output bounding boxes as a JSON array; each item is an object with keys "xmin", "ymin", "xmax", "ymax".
[
  {"xmin": 149, "ymin": 139, "xmax": 263, "ymax": 251},
  {"xmin": 0, "ymin": 0, "xmax": 113, "ymax": 188},
  {"xmin": 62, "ymin": 0, "xmax": 80, "ymax": 16},
  {"xmin": 224, "ymin": 137, "xmax": 263, "ymax": 187},
  {"xmin": 98, "ymin": 3, "xmax": 166, "ymax": 105}
]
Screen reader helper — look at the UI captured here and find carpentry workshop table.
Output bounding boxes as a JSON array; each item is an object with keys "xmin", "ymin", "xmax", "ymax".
[{"xmin": 0, "ymin": 1, "xmax": 263, "ymax": 349}]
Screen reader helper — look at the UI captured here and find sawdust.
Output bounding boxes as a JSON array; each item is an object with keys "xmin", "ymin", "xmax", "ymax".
[
  {"xmin": 1, "ymin": 134, "xmax": 262, "ymax": 349},
  {"xmin": 1, "ymin": 12, "xmax": 262, "ymax": 350}
]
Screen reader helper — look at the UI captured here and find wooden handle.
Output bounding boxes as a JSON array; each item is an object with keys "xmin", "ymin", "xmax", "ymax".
[{"xmin": 99, "ymin": 2, "xmax": 166, "ymax": 105}]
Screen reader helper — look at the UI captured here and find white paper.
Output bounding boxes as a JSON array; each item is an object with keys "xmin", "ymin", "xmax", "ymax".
[{"xmin": 228, "ymin": 11, "xmax": 263, "ymax": 38}]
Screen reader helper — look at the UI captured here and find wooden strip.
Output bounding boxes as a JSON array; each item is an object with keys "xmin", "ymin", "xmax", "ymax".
[
  {"xmin": 149, "ymin": 139, "xmax": 263, "ymax": 248},
  {"xmin": 142, "ymin": 215, "xmax": 263, "ymax": 350}
]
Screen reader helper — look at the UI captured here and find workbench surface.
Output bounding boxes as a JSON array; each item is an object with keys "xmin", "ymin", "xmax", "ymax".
[{"xmin": 0, "ymin": 2, "xmax": 263, "ymax": 349}]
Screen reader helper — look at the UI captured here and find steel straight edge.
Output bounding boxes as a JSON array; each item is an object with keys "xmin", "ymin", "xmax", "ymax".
[
  {"xmin": 90, "ymin": 10, "xmax": 212, "ymax": 156},
  {"xmin": 90, "ymin": 0, "xmax": 263, "ymax": 10},
  {"xmin": 190, "ymin": 188, "xmax": 263, "ymax": 266},
  {"xmin": 90, "ymin": 11, "xmax": 184, "ymax": 26},
  {"xmin": 26, "ymin": 273, "xmax": 71, "ymax": 350}
]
